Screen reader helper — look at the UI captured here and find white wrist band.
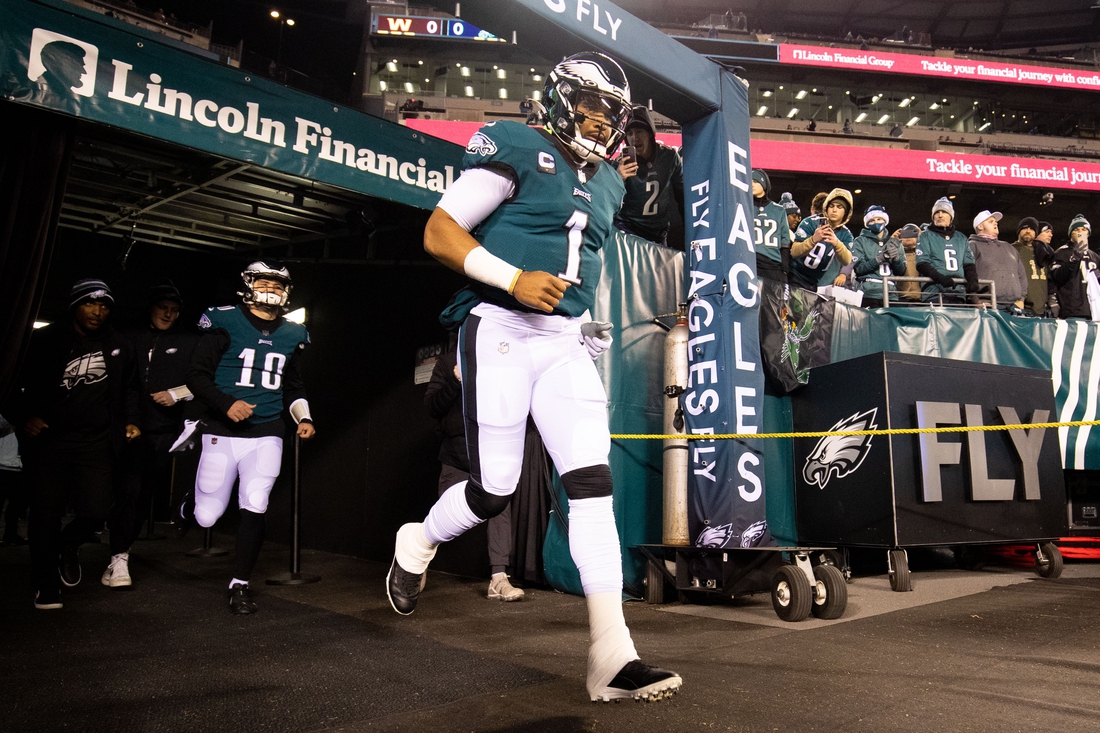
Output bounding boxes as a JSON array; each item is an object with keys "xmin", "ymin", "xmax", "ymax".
[
  {"xmin": 167, "ymin": 386, "xmax": 193, "ymax": 403},
  {"xmin": 463, "ymin": 246, "xmax": 522, "ymax": 293},
  {"xmin": 289, "ymin": 399, "xmax": 312, "ymax": 424}
]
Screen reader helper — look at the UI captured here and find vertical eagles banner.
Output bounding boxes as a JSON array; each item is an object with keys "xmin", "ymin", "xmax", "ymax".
[{"xmin": 681, "ymin": 72, "xmax": 771, "ymax": 549}]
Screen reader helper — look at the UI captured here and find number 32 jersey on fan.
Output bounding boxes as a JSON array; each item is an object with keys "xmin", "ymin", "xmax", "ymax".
[
  {"xmin": 197, "ymin": 305, "xmax": 309, "ymax": 425},
  {"xmin": 463, "ymin": 120, "xmax": 625, "ymax": 317}
]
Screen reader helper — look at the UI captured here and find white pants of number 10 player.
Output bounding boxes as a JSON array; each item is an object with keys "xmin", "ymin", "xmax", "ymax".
[{"xmin": 390, "ymin": 302, "xmax": 681, "ymax": 701}]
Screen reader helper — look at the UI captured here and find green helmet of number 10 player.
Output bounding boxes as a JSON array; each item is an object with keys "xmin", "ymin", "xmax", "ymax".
[
  {"xmin": 239, "ymin": 260, "xmax": 292, "ymax": 310},
  {"xmin": 544, "ymin": 52, "xmax": 631, "ymax": 165}
]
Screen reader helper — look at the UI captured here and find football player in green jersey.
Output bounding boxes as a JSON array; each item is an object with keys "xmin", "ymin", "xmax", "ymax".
[
  {"xmin": 789, "ymin": 187, "xmax": 855, "ymax": 291},
  {"xmin": 186, "ymin": 261, "xmax": 315, "ymax": 614},
  {"xmin": 915, "ymin": 197, "xmax": 981, "ymax": 304},
  {"xmin": 851, "ymin": 204, "xmax": 907, "ymax": 307},
  {"xmin": 751, "ymin": 169, "xmax": 792, "ymax": 283},
  {"xmin": 386, "ymin": 52, "xmax": 682, "ymax": 703}
]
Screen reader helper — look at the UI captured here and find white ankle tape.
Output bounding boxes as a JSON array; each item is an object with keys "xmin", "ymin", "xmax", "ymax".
[
  {"xmin": 395, "ymin": 523, "xmax": 438, "ymax": 574},
  {"xmin": 585, "ymin": 591, "xmax": 639, "ymax": 700}
]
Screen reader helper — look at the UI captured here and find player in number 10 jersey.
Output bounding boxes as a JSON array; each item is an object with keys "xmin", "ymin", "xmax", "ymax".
[
  {"xmin": 186, "ymin": 261, "xmax": 315, "ymax": 615},
  {"xmin": 386, "ymin": 52, "xmax": 682, "ymax": 704}
]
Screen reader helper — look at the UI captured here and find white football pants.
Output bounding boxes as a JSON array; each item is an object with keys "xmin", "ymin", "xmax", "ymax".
[{"xmin": 194, "ymin": 434, "xmax": 283, "ymax": 527}]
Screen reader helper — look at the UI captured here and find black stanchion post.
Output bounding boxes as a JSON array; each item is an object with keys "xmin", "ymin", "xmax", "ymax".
[
  {"xmin": 267, "ymin": 434, "xmax": 320, "ymax": 585},
  {"xmin": 186, "ymin": 526, "xmax": 228, "ymax": 558}
]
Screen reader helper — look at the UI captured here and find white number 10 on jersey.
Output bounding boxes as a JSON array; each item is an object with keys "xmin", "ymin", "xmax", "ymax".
[{"xmin": 235, "ymin": 348, "xmax": 286, "ymax": 390}]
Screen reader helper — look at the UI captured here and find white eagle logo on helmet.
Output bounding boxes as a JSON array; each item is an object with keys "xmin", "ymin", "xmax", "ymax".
[{"xmin": 802, "ymin": 408, "xmax": 878, "ymax": 489}]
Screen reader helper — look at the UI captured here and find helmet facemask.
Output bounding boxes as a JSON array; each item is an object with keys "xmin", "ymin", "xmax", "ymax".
[
  {"xmin": 239, "ymin": 261, "xmax": 293, "ymax": 311},
  {"xmin": 544, "ymin": 52, "xmax": 631, "ymax": 165}
]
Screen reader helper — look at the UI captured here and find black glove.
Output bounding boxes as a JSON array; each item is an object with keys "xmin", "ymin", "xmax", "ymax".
[
  {"xmin": 883, "ymin": 239, "xmax": 901, "ymax": 261},
  {"xmin": 1007, "ymin": 304, "xmax": 1024, "ymax": 317},
  {"xmin": 875, "ymin": 248, "xmax": 888, "ymax": 264},
  {"xmin": 1043, "ymin": 307, "xmax": 1055, "ymax": 319}
]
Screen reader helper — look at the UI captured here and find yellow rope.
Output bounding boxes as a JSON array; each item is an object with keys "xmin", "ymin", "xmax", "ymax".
[{"xmin": 610, "ymin": 420, "xmax": 1100, "ymax": 441}]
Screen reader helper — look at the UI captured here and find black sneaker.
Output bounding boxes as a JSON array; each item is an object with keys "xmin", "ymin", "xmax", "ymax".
[
  {"xmin": 386, "ymin": 557, "xmax": 423, "ymax": 616},
  {"xmin": 593, "ymin": 660, "xmax": 683, "ymax": 702},
  {"xmin": 59, "ymin": 547, "xmax": 81, "ymax": 587},
  {"xmin": 228, "ymin": 583, "xmax": 257, "ymax": 615},
  {"xmin": 34, "ymin": 588, "xmax": 63, "ymax": 610}
]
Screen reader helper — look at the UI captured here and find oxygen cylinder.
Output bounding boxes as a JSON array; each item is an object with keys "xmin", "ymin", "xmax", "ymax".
[{"xmin": 662, "ymin": 308, "xmax": 690, "ymax": 545}]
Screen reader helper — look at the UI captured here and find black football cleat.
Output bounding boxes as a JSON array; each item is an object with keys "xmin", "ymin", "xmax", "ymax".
[
  {"xmin": 386, "ymin": 557, "xmax": 424, "ymax": 616},
  {"xmin": 34, "ymin": 588, "xmax": 63, "ymax": 610},
  {"xmin": 228, "ymin": 583, "xmax": 258, "ymax": 615},
  {"xmin": 593, "ymin": 660, "xmax": 683, "ymax": 703},
  {"xmin": 59, "ymin": 547, "xmax": 82, "ymax": 587},
  {"xmin": 174, "ymin": 491, "xmax": 196, "ymax": 538}
]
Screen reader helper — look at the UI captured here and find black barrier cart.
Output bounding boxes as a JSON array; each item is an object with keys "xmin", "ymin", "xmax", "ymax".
[
  {"xmin": 635, "ymin": 544, "xmax": 848, "ymax": 622},
  {"xmin": 791, "ymin": 352, "xmax": 1067, "ymax": 591}
]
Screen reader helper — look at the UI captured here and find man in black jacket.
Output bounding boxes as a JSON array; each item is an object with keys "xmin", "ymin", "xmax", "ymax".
[
  {"xmin": 103, "ymin": 281, "xmax": 197, "ymax": 588},
  {"xmin": 1049, "ymin": 215, "xmax": 1100, "ymax": 320},
  {"xmin": 16, "ymin": 279, "xmax": 140, "ymax": 610}
]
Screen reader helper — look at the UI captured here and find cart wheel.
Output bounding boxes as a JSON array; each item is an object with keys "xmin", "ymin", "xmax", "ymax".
[
  {"xmin": 1035, "ymin": 542, "xmax": 1064, "ymax": 579},
  {"xmin": 815, "ymin": 549, "xmax": 851, "ymax": 583},
  {"xmin": 772, "ymin": 565, "xmax": 811, "ymax": 622},
  {"xmin": 644, "ymin": 559, "xmax": 665, "ymax": 604},
  {"xmin": 888, "ymin": 549, "xmax": 912, "ymax": 592},
  {"xmin": 810, "ymin": 564, "xmax": 847, "ymax": 619},
  {"xmin": 956, "ymin": 545, "xmax": 986, "ymax": 571}
]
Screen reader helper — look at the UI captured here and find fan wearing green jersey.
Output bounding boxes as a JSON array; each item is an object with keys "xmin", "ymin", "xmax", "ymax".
[
  {"xmin": 851, "ymin": 204, "xmax": 907, "ymax": 307},
  {"xmin": 789, "ymin": 187, "xmax": 855, "ymax": 292},
  {"xmin": 751, "ymin": 169, "xmax": 792, "ymax": 283},
  {"xmin": 385, "ymin": 52, "xmax": 682, "ymax": 704},
  {"xmin": 915, "ymin": 197, "xmax": 981, "ymax": 304},
  {"xmin": 185, "ymin": 261, "xmax": 315, "ymax": 615}
]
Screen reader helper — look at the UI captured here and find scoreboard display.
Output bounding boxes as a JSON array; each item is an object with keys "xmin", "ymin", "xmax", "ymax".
[{"xmin": 372, "ymin": 14, "xmax": 507, "ymax": 42}]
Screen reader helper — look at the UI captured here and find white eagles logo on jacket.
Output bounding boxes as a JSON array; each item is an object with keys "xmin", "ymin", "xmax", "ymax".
[
  {"xmin": 60, "ymin": 351, "xmax": 107, "ymax": 390},
  {"xmin": 465, "ymin": 131, "xmax": 498, "ymax": 156},
  {"xmin": 802, "ymin": 408, "xmax": 878, "ymax": 489}
]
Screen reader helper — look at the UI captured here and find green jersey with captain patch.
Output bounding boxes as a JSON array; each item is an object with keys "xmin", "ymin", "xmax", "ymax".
[
  {"xmin": 197, "ymin": 305, "xmax": 309, "ymax": 424},
  {"xmin": 461, "ymin": 120, "xmax": 625, "ymax": 317}
]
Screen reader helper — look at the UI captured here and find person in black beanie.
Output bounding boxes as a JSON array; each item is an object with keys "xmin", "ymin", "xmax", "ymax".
[
  {"xmin": 14, "ymin": 278, "xmax": 140, "ymax": 609},
  {"xmin": 102, "ymin": 280, "xmax": 198, "ymax": 588}
]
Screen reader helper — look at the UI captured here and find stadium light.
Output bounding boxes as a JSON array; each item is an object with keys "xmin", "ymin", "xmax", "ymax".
[
  {"xmin": 787, "ymin": 107, "xmax": 799, "ymax": 118},
  {"xmin": 876, "ymin": 114, "xmax": 890, "ymax": 124},
  {"xmin": 906, "ymin": 116, "xmax": 920, "ymax": 127},
  {"xmin": 855, "ymin": 112, "xmax": 868, "ymax": 122},
  {"xmin": 756, "ymin": 105, "xmax": 768, "ymax": 116},
  {"xmin": 284, "ymin": 308, "xmax": 307, "ymax": 324}
]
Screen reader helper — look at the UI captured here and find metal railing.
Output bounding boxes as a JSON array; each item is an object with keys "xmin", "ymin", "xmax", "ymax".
[{"xmin": 868, "ymin": 276, "xmax": 998, "ymax": 309}]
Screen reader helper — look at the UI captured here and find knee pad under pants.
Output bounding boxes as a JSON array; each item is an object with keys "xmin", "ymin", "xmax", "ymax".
[{"xmin": 194, "ymin": 435, "xmax": 283, "ymax": 527}]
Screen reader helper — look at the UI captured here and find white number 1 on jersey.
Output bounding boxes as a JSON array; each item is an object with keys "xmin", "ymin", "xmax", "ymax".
[{"xmin": 558, "ymin": 210, "xmax": 588, "ymax": 285}]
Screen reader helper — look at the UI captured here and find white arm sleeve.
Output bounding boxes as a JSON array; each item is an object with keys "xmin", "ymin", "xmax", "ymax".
[{"xmin": 436, "ymin": 167, "xmax": 515, "ymax": 232}]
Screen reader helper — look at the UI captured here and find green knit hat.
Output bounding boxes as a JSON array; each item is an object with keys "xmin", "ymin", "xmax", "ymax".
[{"xmin": 1068, "ymin": 213, "xmax": 1090, "ymax": 235}]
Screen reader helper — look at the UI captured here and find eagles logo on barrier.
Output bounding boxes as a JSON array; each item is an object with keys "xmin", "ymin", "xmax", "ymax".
[
  {"xmin": 465, "ymin": 131, "xmax": 498, "ymax": 156},
  {"xmin": 803, "ymin": 408, "xmax": 879, "ymax": 489}
]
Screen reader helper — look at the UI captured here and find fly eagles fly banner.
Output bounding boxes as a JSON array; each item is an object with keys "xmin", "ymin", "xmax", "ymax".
[
  {"xmin": 0, "ymin": 0, "xmax": 462, "ymax": 210},
  {"xmin": 681, "ymin": 75, "xmax": 769, "ymax": 549},
  {"xmin": 452, "ymin": 0, "xmax": 770, "ymax": 550}
]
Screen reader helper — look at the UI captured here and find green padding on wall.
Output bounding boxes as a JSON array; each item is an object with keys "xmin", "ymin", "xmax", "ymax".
[{"xmin": 543, "ymin": 232, "xmax": 685, "ymax": 597}]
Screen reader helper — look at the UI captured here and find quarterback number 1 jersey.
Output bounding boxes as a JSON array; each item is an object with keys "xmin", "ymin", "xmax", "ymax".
[
  {"xmin": 198, "ymin": 305, "xmax": 309, "ymax": 424},
  {"xmin": 461, "ymin": 120, "xmax": 625, "ymax": 317}
]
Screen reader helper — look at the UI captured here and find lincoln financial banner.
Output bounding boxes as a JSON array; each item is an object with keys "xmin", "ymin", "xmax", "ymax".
[
  {"xmin": 0, "ymin": 0, "xmax": 463, "ymax": 210},
  {"xmin": 681, "ymin": 73, "xmax": 770, "ymax": 550}
]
